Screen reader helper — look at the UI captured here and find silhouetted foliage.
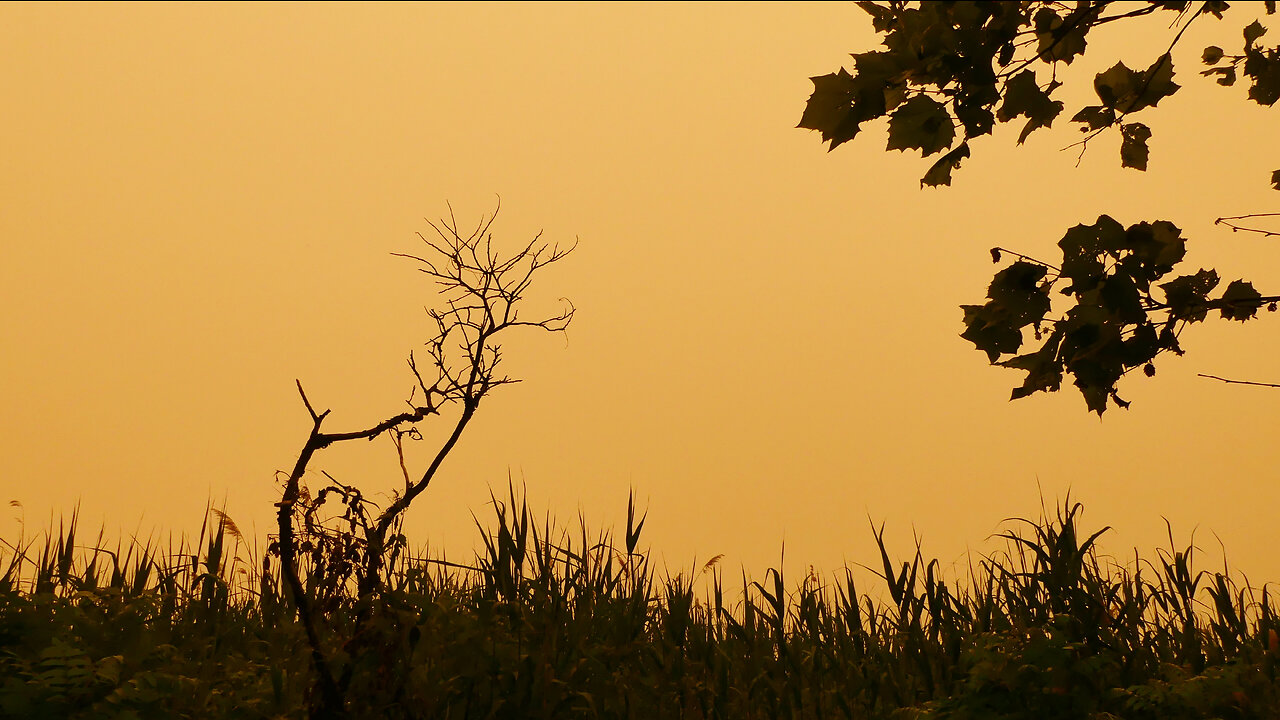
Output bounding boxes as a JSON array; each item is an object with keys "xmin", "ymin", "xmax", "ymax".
[
  {"xmin": 801, "ymin": 1, "xmax": 1279, "ymax": 414},
  {"xmin": 7, "ymin": 497, "xmax": 1280, "ymax": 718}
]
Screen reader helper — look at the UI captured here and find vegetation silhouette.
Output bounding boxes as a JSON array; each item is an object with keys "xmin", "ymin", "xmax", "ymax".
[
  {"xmin": 270, "ymin": 202, "xmax": 574, "ymax": 717},
  {"xmin": 9, "ymin": 4, "xmax": 1280, "ymax": 716},
  {"xmin": 5, "ymin": 490, "xmax": 1280, "ymax": 717},
  {"xmin": 4, "ymin": 199, "xmax": 1280, "ymax": 717},
  {"xmin": 800, "ymin": 1, "xmax": 1280, "ymax": 414}
]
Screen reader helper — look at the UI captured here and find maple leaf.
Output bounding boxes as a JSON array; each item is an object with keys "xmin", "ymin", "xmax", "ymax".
[
  {"xmin": 921, "ymin": 142, "xmax": 970, "ymax": 187},
  {"xmin": 961, "ymin": 304, "xmax": 1024, "ymax": 362},
  {"xmin": 798, "ymin": 70, "xmax": 860, "ymax": 147},
  {"xmin": 1120, "ymin": 122, "xmax": 1151, "ymax": 170},
  {"xmin": 1160, "ymin": 269, "xmax": 1220, "ymax": 322},
  {"xmin": 1001, "ymin": 328, "xmax": 1066, "ymax": 400},
  {"xmin": 997, "ymin": 70, "xmax": 1065, "ymax": 144},
  {"xmin": 1099, "ymin": 273, "xmax": 1146, "ymax": 324},
  {"xmin": 1134, "ymin": 54, "xmax": 1181, "ymax": 111},
  {"xmin": 854, "ymin": 1, "xmax": 896, "ymax": 32},
  {"xmin": 1093, "ymin": 62, "xmax": 1142, "ymax": 110},
  {"xmin": 1070, "ymin": 105, "xmax": 1116, "ymax": 131},
  {"xmin": 1034, "ymin": 8, "xmax": 1088, "ymax": 64},
  {"xmin": 1092, "ymin": 55, "xmax": 1179, "ymax": 114},
  {"xmin": 988, "ymin": 261, "xmax": 1051, "ymax": 324},
  {"xmin": 1057, "ymin": 216, "xmax": 1126, "ymax": 294},
  {"xmin": 1245, "ymin": 48, "xmax": 1280, "ymax": 105},
  {"xmin": 1244, "ymin": 20, "xmax": 1268, "ymax": 47},
  {"xmin": 1125, "ymin": 220, "xmax": 1186, "ymax": 276},
  {"xmin": 1219, "ymin": 280, "xmax": 1264, "ymax": 321},
  {"xmin": 960, "ymin": 261, "xmax": 1053, "ymax": 363},
  {"xmin": 886, "ymin": 95, "xmax": 955, "ymax": 157}
]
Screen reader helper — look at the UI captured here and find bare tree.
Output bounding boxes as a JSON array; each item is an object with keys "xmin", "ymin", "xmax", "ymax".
[{"xmin": 270, "ymin": 202, "xmax": 574, "ymax": 719}]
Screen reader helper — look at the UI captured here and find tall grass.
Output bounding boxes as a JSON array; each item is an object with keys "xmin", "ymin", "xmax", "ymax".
[{"xmin": 2, "ymin": 490, "xmax": 1278, "ymax": 719}]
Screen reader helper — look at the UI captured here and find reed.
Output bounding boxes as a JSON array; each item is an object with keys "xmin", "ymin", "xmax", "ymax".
[{"xmin": 1, "ymin": 490, "xmax": 1276, "ymax": 719}]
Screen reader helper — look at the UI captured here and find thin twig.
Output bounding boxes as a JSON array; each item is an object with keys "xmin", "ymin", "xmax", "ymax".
[
  {"xmin": 990, "ymin": 246, "xmax": 1061, "ymax": 273},
  {"xmin": 1198, "ymin": 374, "xmax": 1280, "ymax": 388},
  {"xmin": 1215, "ymin": 213, "xmax": 1280, "ymax": 238}
]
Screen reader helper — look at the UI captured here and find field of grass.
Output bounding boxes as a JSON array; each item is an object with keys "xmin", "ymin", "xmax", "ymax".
[{"xmin": 2, "ymin": 488, "xmax": 1278, "ymax": 719}]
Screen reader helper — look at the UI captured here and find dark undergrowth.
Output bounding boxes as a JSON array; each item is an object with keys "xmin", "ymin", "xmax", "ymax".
[{"xmin": 3, "ymin": 488, "xmax": 1278, "ymax": 719}]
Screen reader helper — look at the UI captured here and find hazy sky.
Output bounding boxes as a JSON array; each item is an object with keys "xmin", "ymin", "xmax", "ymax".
[{"xmin": 3, "ymin": 3, "xmax": 1278, "ymax": 585}]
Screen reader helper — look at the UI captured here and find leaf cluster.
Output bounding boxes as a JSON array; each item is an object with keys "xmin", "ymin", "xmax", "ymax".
[
  {"xmin": 1202, "ymin": 17, "xmax": 1280, "ymax": 104},
  {"xmin": 799, "ymin": 1, "xmax": 1278, "ymax": 185},
  {"xmin": 962, "ymin": 216, "xmax": 1276, "ymax": 414},
  {"xmin": 802, "ymin": 2, "xmax": 1280, "ymax": 414}
]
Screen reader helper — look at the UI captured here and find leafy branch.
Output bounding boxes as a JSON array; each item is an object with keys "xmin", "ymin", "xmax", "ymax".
[
  {"xmin": 802, "ymin": 2, "xmax": 1279, "ymax": 414},
  {"xmin": 800, "ymin": 1, "xmax": 1278, "ymax": 186},
  {"xmin": 963, "ymin": 216, "xmax": 1278, "ymax": 415}
]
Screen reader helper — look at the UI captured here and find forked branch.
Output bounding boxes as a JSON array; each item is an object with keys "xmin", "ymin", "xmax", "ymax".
[{"xmin": 271, "ymin": 201, "xmax": 574, "ymax": 718}]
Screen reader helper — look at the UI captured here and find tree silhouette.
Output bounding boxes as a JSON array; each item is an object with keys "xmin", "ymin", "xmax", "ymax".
[{"xmin": 270, "ymin": 202, "xmax": 574, "ymax": 718}]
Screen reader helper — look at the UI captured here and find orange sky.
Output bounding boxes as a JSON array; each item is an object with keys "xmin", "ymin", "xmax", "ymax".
[{"xmin": 2, "ymin": 2, "xmax": 1278, "ymax": 586}]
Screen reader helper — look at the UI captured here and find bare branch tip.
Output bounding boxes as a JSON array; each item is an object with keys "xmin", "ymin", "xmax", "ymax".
[{"xmin": 295, "ymin": 380, "xmax": 323, "ymax": 421}]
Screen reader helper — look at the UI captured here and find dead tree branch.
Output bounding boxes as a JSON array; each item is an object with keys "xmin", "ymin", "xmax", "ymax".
[{"xmin": 271, "ymin": 201, "xmax": 574, "ymax": 719}]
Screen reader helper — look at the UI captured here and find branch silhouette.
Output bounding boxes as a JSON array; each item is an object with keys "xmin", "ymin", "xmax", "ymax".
[{"xmin": 270, "ymin": 201, "xmax": 574, "ymax": 719}]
